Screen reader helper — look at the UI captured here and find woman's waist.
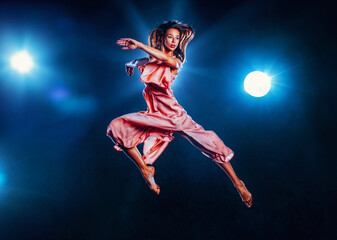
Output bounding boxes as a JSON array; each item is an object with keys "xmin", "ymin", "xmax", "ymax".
[
  {"xmin": 144, "ymin": 83, "xmax": 173, "ymax": 95},
  {"xmin": 143, "ymin": 86, "xmax": 183, "ymax": 112}
]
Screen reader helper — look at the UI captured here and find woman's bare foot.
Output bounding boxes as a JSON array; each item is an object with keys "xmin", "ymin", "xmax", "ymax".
[
  {"xmin": 141, "ymin": 166, "xmax": 160, "ymax": 195},
  {"xmin": 235, "ymin": 180, "xmax": 252, "ymax": 208}
]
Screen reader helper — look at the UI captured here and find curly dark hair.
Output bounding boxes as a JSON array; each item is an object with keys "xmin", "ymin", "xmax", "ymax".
[{"xmin": 148, "ymin": 20, "xmax": 194, "ymax": 64}]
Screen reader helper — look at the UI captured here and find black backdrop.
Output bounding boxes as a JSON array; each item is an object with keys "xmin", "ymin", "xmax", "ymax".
[{"xmin": 0, "ymin": 0, "xmax": 336, "ymax": 239}]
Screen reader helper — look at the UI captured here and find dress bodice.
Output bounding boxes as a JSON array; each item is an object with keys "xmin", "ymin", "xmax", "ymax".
[{"xmin": 137, "ymin": 57, "xmax": 178, "ymax": 89}]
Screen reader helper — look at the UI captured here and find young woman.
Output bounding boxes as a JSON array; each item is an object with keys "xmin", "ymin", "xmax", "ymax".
[{"xmin": 107, "ymin": 20, "xmax": 252, "ymax": 208}]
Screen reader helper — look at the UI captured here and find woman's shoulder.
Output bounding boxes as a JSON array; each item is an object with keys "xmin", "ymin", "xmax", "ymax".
[{"xmin": 172, "ymin": 56, "xmax": 183, "ymax": 72}]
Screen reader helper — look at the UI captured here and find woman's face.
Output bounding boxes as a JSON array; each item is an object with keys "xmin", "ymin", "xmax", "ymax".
[{"xmin": 163, "ymin": 28, "xmax": 180, "ymax": 51}]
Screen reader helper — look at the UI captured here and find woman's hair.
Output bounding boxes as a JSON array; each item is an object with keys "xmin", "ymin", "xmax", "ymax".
[{"xmin": 148, "ymin": 20, "xmax": 194, "ymax": 64}]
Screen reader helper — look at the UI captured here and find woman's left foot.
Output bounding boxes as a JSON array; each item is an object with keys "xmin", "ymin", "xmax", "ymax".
[
  {"xmin": 142, "ymin": 166, "xmax": 160, "ymax": 195},
  {"xmin": 235, "ymin": 180, "xmax": 252, "ymax": 208}
]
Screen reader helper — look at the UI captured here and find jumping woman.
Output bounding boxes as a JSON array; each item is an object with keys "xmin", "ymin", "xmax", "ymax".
[{"xmin": 107, "ymin": 20, "xmax": 253, "ymax": 208}]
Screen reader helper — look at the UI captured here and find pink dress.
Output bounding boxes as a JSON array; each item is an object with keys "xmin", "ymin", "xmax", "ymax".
[{"xmin": 106, "ymin": 57, "xmax": 234, "ymax": 165}]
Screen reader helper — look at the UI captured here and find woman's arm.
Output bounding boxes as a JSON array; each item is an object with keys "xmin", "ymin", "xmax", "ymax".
[
  {"xmin": 117, "ymin": 38, "xmax": 181, "ymax": 69},
  {"xmin": 137, "ymin": 42, "xmax": 180, "ymax": 69}
]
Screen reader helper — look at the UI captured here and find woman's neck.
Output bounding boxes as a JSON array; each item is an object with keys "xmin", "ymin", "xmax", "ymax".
[{"xmin": 163, "ymin": 46, "xmax": 174, "ymax": 56}]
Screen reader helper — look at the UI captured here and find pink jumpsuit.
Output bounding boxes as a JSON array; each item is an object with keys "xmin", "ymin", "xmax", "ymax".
[{"xmin": 106, "ymin": 57, "xmax": 234, "ymax": 165}]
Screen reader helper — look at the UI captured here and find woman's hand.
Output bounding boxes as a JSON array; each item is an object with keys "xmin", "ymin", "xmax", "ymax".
[
  {"xmin": 117, "ymin": 38, "xmax": 141, "ymax": 50},
  {"xmin": 125, "ymin": 59, "xmax": 136, "ymax": 77},
  {"xmin": 125, "ymin": 65, "xmax": 134, "ymax": 77}
]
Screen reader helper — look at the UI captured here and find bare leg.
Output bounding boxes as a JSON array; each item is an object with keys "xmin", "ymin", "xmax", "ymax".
[
  {"xmin": 215, "ymin": 161, "xmax": 252, "ymax": 208},
  {"xmin": 121, "ymin": 146, "xmax": 160, "ymax": 195}
]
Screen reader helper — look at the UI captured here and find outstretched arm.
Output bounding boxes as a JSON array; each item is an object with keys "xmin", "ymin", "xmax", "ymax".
[{"xmin": 117, "ymin": 38, "xmax": 181, "ymax": 69}]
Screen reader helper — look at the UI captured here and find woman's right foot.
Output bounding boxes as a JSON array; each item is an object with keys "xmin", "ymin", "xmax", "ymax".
[
  {"xmin": 235, "ymin": 180, "xmax": 252, "ymax": 208},
  {"xmin": 141, "ymin": 166, "xmax": 160, "ymax": 195}
]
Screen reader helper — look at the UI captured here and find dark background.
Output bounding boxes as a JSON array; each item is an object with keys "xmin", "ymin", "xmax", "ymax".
[{"xmin": 0, "ymin": 0, "xmax": 336, "ymax": 239}]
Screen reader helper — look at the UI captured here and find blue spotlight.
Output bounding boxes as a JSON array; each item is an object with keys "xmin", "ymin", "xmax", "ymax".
[
  {"xmin": 10, "ymin": 50, "xmax": 34, "ymax": 73},
  {"xmin": 0, "ymin": 172, "xmax": 5, "ymax": 186},
  {"xmin": 244, "ymin": 71, "xmax": 271, "ymax": 97}
]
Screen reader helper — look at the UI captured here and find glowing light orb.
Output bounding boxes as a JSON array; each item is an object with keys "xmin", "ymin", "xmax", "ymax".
[
  {"xmin": 244, "ymin": 71, "xmax": 271, "ymax": 97},
  {"xmin": 10, "ymin": 50, "xmax": 34, "ymax": 73}
]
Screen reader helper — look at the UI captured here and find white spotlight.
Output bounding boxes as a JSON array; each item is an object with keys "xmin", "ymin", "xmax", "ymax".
[
  {"xmin": 10, "ymin": 50, "xmax": 34, "ymax": 73},
  {"xmin": 244, "ymin": 71, "xmax": 271, "ymax": 97}
]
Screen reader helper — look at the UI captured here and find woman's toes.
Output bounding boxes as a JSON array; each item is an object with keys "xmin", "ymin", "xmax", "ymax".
[
  {"xmin": 244, "ymin": 200, "xmax": 251, "ymax": 208},
  {"xmin": 144, "ymin": 167, "xmax": 160, "ymax": 194},
  {"xmin": 246, "ymin": 196, "xmax": 252, "ymax": 208},
  {"xmin": 153, "ymin": 185, "xmax": 160, "ymax": 195}
]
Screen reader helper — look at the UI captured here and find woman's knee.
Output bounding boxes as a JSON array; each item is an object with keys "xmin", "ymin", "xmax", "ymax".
[{"xmin": 107, "ymin": 117, "xmax": 125, "ymax": 140}]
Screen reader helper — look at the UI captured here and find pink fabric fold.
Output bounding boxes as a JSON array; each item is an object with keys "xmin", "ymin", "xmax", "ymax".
[{"xmin": 107, "ymin": 57, "xmax": 234, "ymax": 165}]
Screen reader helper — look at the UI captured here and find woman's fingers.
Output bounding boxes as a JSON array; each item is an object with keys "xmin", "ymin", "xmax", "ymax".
[
  {"xmin": 126, "ymin": 66, "xmax": 134, "ymax": 77},
  {"xmin": 117, "ymin": 38, "xmax": 132, "ymax": 45},
  {"xmin": 118, "ymin": 38, "xmax": 131, "ymax": 41},
  {"xmin": 116, "ymin": 40, "xmax": 127, "ymax": 46},
  {"xmin": 117, "ymin": 40, "xmax": 128, "ymax": 46},
  {"xmin": 116, "ymin": 38, "xmax": 138, "ymax": 49},
  {"xmin": 117, "ymin": 38, "xmax": 130, "ymax": 42}
]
